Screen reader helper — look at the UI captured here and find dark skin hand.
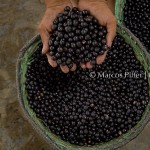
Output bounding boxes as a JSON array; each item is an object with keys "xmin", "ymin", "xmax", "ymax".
[
  {"xmin": 38, "ymin": 0, "xmax": 116, "ymax": 73},
  {"xmin": 38, "ymin": 0, "xmax": 77, "ymax": 73},
  {"xmin": 79, "ymin": 0, "xmax": 117, "ymax": 69}
]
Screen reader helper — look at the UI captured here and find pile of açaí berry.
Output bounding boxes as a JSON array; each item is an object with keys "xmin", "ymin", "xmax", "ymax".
[
  {"xmin": 124, "ymin": 0, "xmax": 150, "ymax": 52},
  {"xmin": 49, "ymin": 6, "xmax": 108, "ymax": 68}
]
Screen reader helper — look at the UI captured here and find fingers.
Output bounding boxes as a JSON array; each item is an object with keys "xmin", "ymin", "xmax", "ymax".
[
  {"xmin": 60, "ymin": 63, "xmax": 77, "ymax": 73},
  {"xmin": 80, "ymin": 50, "xmax": 108, "ymax": 69},
  {"xmin": 46, "ymin": 53, "xmax": 57, "ymax": 68},
  {"xmin": 81, "ymin": 62, "xmax": 93, "ymax": 69},
  {"xmin": 106, "ymin": 17, "xmax": 117, "ymax": 47},
  {"xmin": 81, "ymin": 63, "xmax": 86, "ymax": 69},
  {"xmin": 70, "ymin": 64, "xmax": 77, "ymax": 71},
  {"xmin": 46, "ymin": 53, "xmax": 76, "ymax": 73},
  {"xmin": 60, "ymin": 65, "xmax": 69, "ymax": 73},
  {"xmin": 86, "ymin": 62, "xmax": 93, "ymax": 69},
  {"xmin": 47, "ymin": 53, "xmax": 108, "ymax": 72},
  {"xmin": 96, "ymin": 51, "xmax": 108, "ymax": 64},
  {"xmin": 38, "ymin": 26, "xmax": 50, "ymax": 54}
]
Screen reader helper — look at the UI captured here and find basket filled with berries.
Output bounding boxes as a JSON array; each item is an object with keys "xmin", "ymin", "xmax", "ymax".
[{"xmin": 17, "ymin": 6, "xmax": 150, "ymax": 150}]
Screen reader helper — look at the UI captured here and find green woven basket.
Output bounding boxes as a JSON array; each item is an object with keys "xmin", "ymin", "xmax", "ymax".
[
  {"xmin": 115, "ymin": 0, "xmax": 126, "ymax": 25},
  {"xmin": 115, "ymin": 0, "xmax": 150, "ymax": 53},
  {"xmin": 17, "ymin": 24, "xmax": 150, "ymax": 150}
]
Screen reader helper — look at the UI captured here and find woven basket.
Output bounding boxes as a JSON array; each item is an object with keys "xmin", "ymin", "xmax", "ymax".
[
  {"xmin": 16, "ymin": 24, "xmax": 150, "ymax": 150},
  {"xmin": 115, "ymin": 0, "xmax": 126, "ymax": 25},
  {"xmin": 115, "ymin": 0, "xmax": 150, "ymax": 54}
]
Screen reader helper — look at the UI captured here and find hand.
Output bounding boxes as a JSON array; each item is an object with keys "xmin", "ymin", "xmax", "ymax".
[
  {"xmin": 79, "ymin": 0, "xmax": 117, "ymax": 69},
  {"xmin": 38, "ymin": 1, "xmax": 76, "ymax": 73}
]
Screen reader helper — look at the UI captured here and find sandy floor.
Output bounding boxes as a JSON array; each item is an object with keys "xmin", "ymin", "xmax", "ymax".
[{"xmin": 0, "ymin": 0, "xmax": 150, "ymax": 150}]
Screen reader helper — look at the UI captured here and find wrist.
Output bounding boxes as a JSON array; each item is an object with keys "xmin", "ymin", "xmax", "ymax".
[
  {"xmin": 45, "ymin": 0, "xmax": 70, "ymax": 9},
  {"xmin": 107, "ymin": 0, "xmax": 115, "ymax": 13},
  {"xmin": 79, "ymin": 0, "xmax": 108, "ymax": 7},
  {"xmin": 79, "ymin": 0, "xmax": 107, "ymax": 3}
]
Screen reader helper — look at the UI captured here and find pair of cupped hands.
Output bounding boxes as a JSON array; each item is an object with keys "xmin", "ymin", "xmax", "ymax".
[{"xmin": 38, "ymin": 0, "xmax": 117, "ymax": 73}]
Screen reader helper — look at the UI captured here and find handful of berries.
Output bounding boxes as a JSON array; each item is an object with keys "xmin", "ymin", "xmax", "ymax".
[{"xmin": 49, "ymin": 6, "xmax": 108, "ymax": 69}]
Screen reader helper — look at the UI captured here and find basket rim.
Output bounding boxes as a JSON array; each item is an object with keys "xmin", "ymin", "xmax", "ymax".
[{"xmin": 115, "ymin": 0, "xmax": 126, "ymax": 25}]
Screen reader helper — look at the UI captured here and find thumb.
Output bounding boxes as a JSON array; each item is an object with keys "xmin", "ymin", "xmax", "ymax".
[
  {"xmin": 106, "ymin": 18, "xmax": 117, "ymax": 48},
  {"xmin": 38, "ymin": 27, "xmax": 50, "ymax": 54}
]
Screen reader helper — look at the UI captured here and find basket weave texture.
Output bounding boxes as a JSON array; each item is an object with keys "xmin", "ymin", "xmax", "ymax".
[{"xmin": 115, "ymin": 0, "xmax": 126, "ymax": 25}]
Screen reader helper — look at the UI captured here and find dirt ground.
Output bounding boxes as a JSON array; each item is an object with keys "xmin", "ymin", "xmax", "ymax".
[{"xmin": 0, "ymin": 0, "xmax": 150, "ymax": 150}]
